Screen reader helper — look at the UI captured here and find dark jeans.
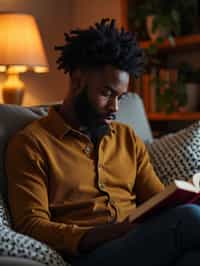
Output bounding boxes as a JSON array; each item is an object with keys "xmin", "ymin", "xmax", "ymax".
[{"xmin": 72, "ymin": 204, "xmax": 200, "ymax": 266}]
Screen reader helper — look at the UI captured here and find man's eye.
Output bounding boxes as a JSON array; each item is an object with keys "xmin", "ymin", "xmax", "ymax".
[
  {"xmin": 101, "ymin": 90, "xmax": 112, "ymax": 97},
  {"xmin": 118, "ymin": 93, "xmax": 127, "ymax": 101}
]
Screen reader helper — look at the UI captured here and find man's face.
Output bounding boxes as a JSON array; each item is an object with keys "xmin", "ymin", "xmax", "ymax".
[{"xmin": 74, "ymin": 65, "xmax": 130, "ymax": 127}]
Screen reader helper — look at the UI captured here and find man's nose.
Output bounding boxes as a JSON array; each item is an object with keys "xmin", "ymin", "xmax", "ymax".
[{"xmin": 109, "ymin": 96, "xmax": 119, "ymax": 113}]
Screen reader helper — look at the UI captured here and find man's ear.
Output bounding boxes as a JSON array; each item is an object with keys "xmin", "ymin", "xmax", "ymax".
[{"xmin": 70, "ymin": 69, "xmax": 87, "ymax": 96}]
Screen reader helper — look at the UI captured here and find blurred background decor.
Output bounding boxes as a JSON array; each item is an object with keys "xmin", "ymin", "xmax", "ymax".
[
  {"xmin": 0, "ymin": 13, "xmax": 49, "ymax": 105},
  {"xmin": 178, "ymin": 62, "xmax": 200, "ymax": 112}
]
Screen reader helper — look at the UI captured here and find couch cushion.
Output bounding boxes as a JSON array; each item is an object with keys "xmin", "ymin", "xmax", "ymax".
[
  {"xmin": 0, "ymin": 104, "xmax": 49, "ymax": 198},
  {"xmin": 147, "ymin": 121, "xmax": 200, "ymax": 185},
  {"xmin": 116, "ymin": 93, "xmax": 153, "ymax": 144},
  {"xmin": 0, "ymin": 256, "xmax": 44, "ymax": 266}
]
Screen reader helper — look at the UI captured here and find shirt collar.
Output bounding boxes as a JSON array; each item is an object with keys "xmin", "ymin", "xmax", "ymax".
[
  {"xmin": 79, "ymin": 123, "xmax": 116, "ymax": 136},
  {"xmin": 47, "ymin": 106, "xmax": 72, "ymax": 139},
  {"xmin": 46, "ymin": 106, "xmax": 116, "ymax": 139}
]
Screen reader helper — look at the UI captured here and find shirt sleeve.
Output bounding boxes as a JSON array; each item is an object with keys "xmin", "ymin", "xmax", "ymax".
[
  {"xmin": 5, "ymin": 132, "xmax": 91, "ymax": 256},
  {"xmin": 134, "ymin": 135, "xmax": 164, "ymax": 204}
]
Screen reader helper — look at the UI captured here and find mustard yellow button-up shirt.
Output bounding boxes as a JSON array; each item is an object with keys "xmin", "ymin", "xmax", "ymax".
[{"xmin": 6, "ymin": 107, "xmax": 164, "ymax": 256}]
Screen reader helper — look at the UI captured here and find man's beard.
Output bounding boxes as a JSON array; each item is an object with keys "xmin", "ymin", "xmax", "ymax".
[
  {"xmin": 74, "ymin": 88, "xmax": 116, "ymax": 144},
  {"xmin": 74, "ymin": 88, "xmax": 116, "ymax": 128}
]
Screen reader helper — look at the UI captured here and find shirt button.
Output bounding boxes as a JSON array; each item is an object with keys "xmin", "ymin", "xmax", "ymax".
[
  {"xmin": 84, "ymin": 146, "xmax": 91, "ymax": 155},
  {"xmin": 98, "ymin": 164, "xmax": 103, "ymax": 169},
  {"xmin": 110, "ymin": 212, "xmax": 115, "ymax": 218},
  {"xmin": 110, "ymin": 199, "xmax": 115, "ymax": 205},
  {"xmin": 128, "ymin": 183, "xmax": 132, "ymax": 190},
  {"xmin": 99, "ymin": 182, "xmax": 105, "ymax": 190}
]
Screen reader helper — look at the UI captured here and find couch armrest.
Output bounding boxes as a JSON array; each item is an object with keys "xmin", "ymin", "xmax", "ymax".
[
  {"xmin": 0, "ymin": 256, "xmax": 44, "ymax": 266},
  {"xmin": 0, "ymin": 225, "xmax": 68, "ymax": 266}
]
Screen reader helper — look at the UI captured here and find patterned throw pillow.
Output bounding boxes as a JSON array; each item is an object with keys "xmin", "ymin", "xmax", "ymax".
[
  {"xmin": 0, "ymin": 194, "xmax": 11, "ymax": 227},
  {"xmin": 0, "ymin": 194, "xmax": 68, "ymax": 266},
  {"xmin": 0, "ymin": 225, "xmax": 68, "ymax": 266},
  {"xmin": 147, "ymin": 121, "xmax": 200, "ymax": 186}
]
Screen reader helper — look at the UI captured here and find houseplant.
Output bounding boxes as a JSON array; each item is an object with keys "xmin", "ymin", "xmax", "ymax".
[
  {"xmin": 128, "ymin": 0, "xmax": 181, "ymax": 44},
  {"xmin": 128, "ymin": 0, "xmax": 199, "ymax": 113},
  {"xmin": 152, "ymin": 63, "xmax": 200, "ymax": 114},
  {"xmin": 128, "ymin": 0, "xmax": 198, "ymax": 55},
  {"xmin": 152, "ymin": 70, "xmax": 187, "ymax": 114}
]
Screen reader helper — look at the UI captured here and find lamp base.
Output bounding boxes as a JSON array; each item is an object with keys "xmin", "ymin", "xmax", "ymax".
[
  {"xmin": 2, "ymin": 87, "xmax": 24, "ymax": 105},
  {"xmin": 1, "ymin": 71, "xmax": 25, "ymax": 105}
]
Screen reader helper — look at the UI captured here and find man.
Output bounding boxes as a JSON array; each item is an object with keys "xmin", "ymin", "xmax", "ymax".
[{"xmin": 6, "ymin": 19, "xmax": 200, "ymax": 266}]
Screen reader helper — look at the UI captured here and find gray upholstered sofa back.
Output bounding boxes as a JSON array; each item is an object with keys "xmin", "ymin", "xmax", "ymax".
[
  {"xmin": 0, "ymin": 105, "xmax": 48, "ymax": 199},
  {"xmin": 116, "ymin": 93, "xmax": 153, "ymax": 142}
]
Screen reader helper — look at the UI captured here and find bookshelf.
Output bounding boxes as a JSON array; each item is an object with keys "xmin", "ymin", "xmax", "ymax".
[
  {"xmin": 141, "ymin": 35, "xmax": 200, "ymax": 122},
  {"xmin": 120, "ymin": 0, "xmax": 200, "ymax": 136},
  {"xmin": 148, "ymin": 112, "xmax": 200, "ymax": 121},
  {"xmin": 140, "ymin": 34, "xmax": 200, "ymax": 53}
]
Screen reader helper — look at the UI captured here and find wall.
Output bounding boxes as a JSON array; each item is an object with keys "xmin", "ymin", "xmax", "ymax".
[
  {"xmin": 0, "ymin": 0, "xmax": 71, "ymax": 106},
  {"xmin": 0, "ymin": 0, "xmax": 122, "ymax": 106},
  {"xmin": 68, "ymin": 0, "xmax": 121, "ymax": 29}
]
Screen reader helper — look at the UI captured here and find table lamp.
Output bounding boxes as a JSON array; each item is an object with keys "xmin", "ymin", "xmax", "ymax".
[{"xmin": 0, "ymin": 12, "xmax": 49, "ymax": 105}]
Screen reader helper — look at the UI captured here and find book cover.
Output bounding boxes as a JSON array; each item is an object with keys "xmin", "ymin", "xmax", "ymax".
[
  {"xmin": 149, "ymin": 68, "xmax": 157, "ymax": 112},
  {"xmin": 129, "ymin": 173, "xmax": 200, "ymax": 223},
  {"xmin": 142, "ymin": 73, "xmax": 150, "ymax": 113}
]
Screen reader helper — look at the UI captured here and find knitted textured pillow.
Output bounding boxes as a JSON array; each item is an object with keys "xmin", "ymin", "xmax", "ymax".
[
  {"xmin": 0, "ymin": 194, "xmax": 11, "ymax": 227},
  {"xmin": 147, "ymin": 121, "xmax": 200, "ymax": 185},
  {"xmin": 0, "ymin": 194, "xmax": 68, "ymax": 266}
]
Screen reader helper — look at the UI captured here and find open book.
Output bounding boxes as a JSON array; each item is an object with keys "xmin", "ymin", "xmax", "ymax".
[{"xmin": 129, "ymin": 173, "xmax": 200, "ymax": 223}]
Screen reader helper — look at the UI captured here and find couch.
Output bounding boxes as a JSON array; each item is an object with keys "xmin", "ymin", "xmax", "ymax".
[{"xmin": 0, "ymin": 92, "xmax": 199, "ymax": 265}]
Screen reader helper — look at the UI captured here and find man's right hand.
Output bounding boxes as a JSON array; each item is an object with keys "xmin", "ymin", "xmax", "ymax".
[{"xmin": 79, "ymin": 218, "xmax": 137, "ymax": 253}]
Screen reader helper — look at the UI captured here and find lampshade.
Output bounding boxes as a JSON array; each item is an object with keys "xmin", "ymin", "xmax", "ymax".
[
  {"xmin": 0, "ymin": 12, "xmax": 49, "ymax": 105},
  {"xmin": 0, "ymin": 12, "xmax": 48, "ymax": 72}
]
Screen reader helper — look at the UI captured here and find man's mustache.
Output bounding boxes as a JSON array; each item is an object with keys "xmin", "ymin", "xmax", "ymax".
[{"xmin": 101, "ymin": 113, "xmax": 116, "ymax": 120}]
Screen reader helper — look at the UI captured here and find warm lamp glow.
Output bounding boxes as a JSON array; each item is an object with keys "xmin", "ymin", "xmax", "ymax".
[
  {"xmin": 33, "ymin": 66, "xmax": 49, "ymax": 73},
  {"xmin": 8, "ymin": 65, "xmax": 28, "ymax": 73},
  {"xmin": 0, "ymin": 13, "xmax": 48, "ymax": 69},
  {"xmin": 2, "ymin": 72, "xmax": 25, "ymax": 105},
  {"xmin": 0, "ymin": 66, "xmax": 6, "ymax": 72},
  {"xmin": 0, "ymin": 12, "xmax": 49, "ymax": 105}
]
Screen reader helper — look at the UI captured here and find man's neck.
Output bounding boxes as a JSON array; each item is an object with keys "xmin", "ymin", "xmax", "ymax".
[
  {"xmin": 58, "ymin": 101, "xmax": 110, "ymax": 148},
  {"xmin": 58, "ymin": 99, "xmax": 110, "ymax": 138},
  {"xmin": 58, "ymin": 100, "xmax": 80, "ymax": 130}
]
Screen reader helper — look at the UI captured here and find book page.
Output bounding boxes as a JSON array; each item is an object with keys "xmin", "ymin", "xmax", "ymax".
[
  {"xmin": 192, "ymin": 173, "xmax": 200, "ymax": 191},
  {"xmin": 174, "ymin": 180, "xmax": 199, "ymax": 193}
]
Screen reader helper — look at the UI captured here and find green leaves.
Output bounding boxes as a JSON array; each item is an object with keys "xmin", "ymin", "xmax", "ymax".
[
  {"xmin": 153, "ymin": 75, "xmax": 187, "ymax": 113},
  {"xmin": 147, "ymin": 44, "xmax": 158, "ymax": 55}
]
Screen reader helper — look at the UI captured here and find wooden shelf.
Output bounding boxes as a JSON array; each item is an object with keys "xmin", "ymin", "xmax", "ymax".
[
  {"xmin": 140, "ymin": 34, "xmax": 200, "ymax": 53},
  {"xmin": 148, "ymin": 112, "xmax": 200, "ymax": 121},
  {"xmin": 120, "ymin": 0, "xmax": 200, "ymax": 128}
]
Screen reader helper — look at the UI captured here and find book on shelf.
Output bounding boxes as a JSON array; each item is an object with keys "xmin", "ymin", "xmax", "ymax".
[
  {"xmin": 157, "ymin": 68, "xmax": 179, "ymax": 112},
  {"xmin": 149, "ymin": 68, "xmax": 157, "ymax": 113},
  {"xmin": 142, "ymin": 73, "xmax": 150, "ymax": 113},
  {"xmin": 169, "ymin": 68, "xmax": 178, "ymax": 84},
  {"xmin": 132, "ymin": 71, "xmax": 158, "ymax": 113},
  {"xmin": 129, "ymin": 173, "xmax": 200, "ymax": 223},
  {"xmin": 159, "ymin": 68, "xmax": 171, "ymax": 99}
]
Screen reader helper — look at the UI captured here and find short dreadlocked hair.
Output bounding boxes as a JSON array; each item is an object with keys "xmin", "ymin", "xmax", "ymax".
[{"xmin": 55, "ymin": 18, "xmax": 144, "ymax": 78}]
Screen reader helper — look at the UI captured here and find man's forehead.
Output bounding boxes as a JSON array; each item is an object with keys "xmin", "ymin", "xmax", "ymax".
[{"xmin": 99, "ymin": 65, "xmax": 129, "ymax": 83}]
